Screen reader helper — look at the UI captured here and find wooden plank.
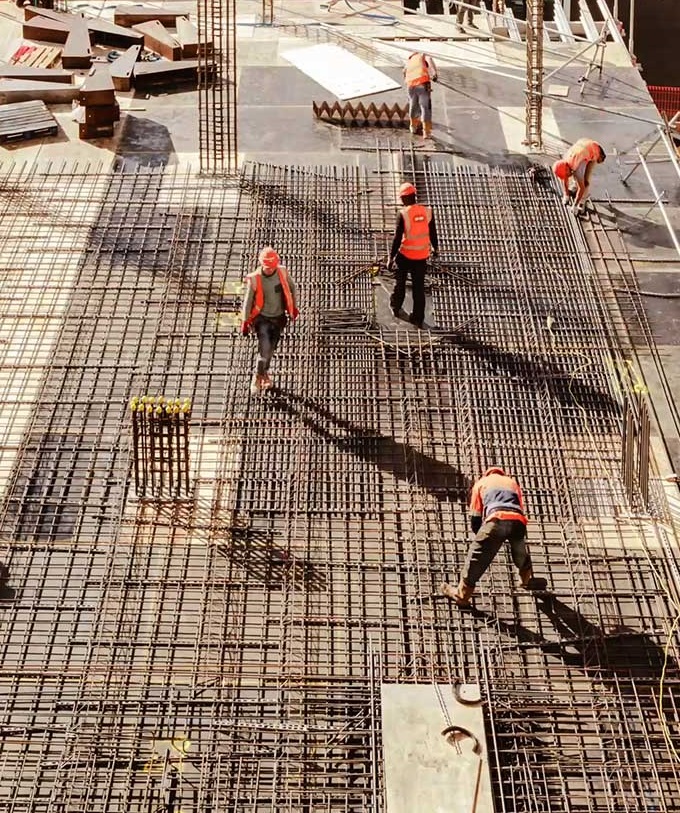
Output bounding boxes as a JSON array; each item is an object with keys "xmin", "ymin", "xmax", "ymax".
[
  {"xmin": 110, "ymin": 44, "xmax": 142, "ymax": 92},
  {"xmin": 22, "ymin": 17, "xmax": 72, "ymax": 45},
  {"xmin": 133, "ymin": 58, "xmax": 199, "ymax": 90},
  {"xmin": 132, "ymin": 21, "xmax": 182, "ymax": 61},
  {"xmin": 25, "ymin": 7, "xmax": 144, "ymax": 48},
  {"xmin": 0, "ymin": 64, "xmax": 72, "ymax": 84},
  {"xmin": 114, "ymin": 5, "xmax": 183, "ymax": 27},
  {"xmin": 79, "ymin": 67, "xmax": 116, "ymax": 106},
  {"xmin": 61, "ymin": 16, "xmax": 93, "ymax": 70},
  {"xmin": 0, "ymin": 78, "xmax": 79, "ymax": 105}
]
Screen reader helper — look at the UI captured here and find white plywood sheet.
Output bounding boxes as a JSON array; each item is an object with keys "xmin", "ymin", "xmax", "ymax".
[
  {"xmin": 381, "ymin": 683, "xmax": 494, "ymax": 813},
  {"xmin": 280, "ymin": 43, "xmax": 400, "ymax": 101}
]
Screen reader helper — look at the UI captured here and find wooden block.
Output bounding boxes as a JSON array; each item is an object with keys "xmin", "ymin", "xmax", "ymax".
[
  {"xmin": 109, "ymin": 44, "xmax": 142, "ymax": 92},
  {"xmin": 0, "ymin": 65, "xmax": 73, "ymax": 84},
  {"xmin": 22, "ymin": 17, "xmax": 72, "ymax": 44},
  {"xmin": 84, "ymin": 102, "xmax": 120, "ymax": 125},
  {"xmin": 25, "ymin": 7, "xmax": 144, "ymax": 48},
  {"xmin": 18, "ymin": 45, "xmax": 62, "ymax": 70},
  {"xmin": 79, "ymin": 66, "xmax": 116, "ymax": 106},
  {"xmin": 0, "ymin": 78, "xmax": 79, "ymax": 105},
  {"xmin": 114, "ymin": 5, "xmax": 183, "ymax": 27},
  {"xmin": 61, "ymin": 16, "xmax": 93, "ymax": 70},
  {"xmin": 132, "ymin": 21, "xmax": 182, "ymax": 61},
  {"xmin": 79, "ymin": 121, "xmax": 114, "ymax": 140},
  {"xmin": 132, "ymin": 58, "xmax": 199, "ymax": 90}
]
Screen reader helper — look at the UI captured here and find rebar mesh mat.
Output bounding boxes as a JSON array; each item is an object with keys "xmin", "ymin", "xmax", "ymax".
[{"xmin": 0, "ymin": 159, "xmax": 678, "ymax": 812}]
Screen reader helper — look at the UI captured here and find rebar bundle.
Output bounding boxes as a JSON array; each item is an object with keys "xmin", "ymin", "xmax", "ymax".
[{"xmin": 130, "ymin": 396, "xmax": 192, "ymax": 498}]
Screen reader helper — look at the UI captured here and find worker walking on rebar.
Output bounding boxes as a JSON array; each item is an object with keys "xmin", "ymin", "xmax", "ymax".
[
  {"xmin": 403, "ymin": 52, "xmax": 438, "ymax": 139},
  {"xmin": 552, "ymin": 138, "xmax": 606, "ymax": 214},
  {"xmin": 241, "ymin": 247, "xmax": 299, "ymax": 395},
  {"xmin": 442, "ymin": 466, "xmax": 540, "ymax": 607},
  {"xmin": 388, "ymin": 182, "xmax": 439, "ymax": 329}
]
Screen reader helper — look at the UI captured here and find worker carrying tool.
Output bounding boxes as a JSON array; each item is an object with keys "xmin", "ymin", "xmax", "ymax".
[
  {"xmin": 552, "ymin": 138, "xmax": 606, "ymax": 214},
  {"xmin": 442, "ymin": 466, "xmax": 541, "ymax": 607},
  {"xmin": 240, "ymin": 246, "xmax": 299, "ymax": 395},
  {"xmin": 403, "ymin": 52, "xmax": 438, "ymax": 139},
  {"xmin": 388, "ymin": 181, "xmax": 439, "ymax": 329}
]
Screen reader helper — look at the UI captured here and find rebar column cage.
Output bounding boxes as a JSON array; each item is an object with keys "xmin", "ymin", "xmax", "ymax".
[
  {"xmin": 197, "ymin": 0, "xmax": 237, "ymax": 173},
  {"xmin": 525, "ymin": 0, "xmax": 544, "ymax": 149}
]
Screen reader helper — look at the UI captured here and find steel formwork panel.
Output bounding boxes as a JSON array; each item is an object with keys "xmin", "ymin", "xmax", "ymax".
[{"xmin": 0, "ymin": 157, "xmax": 679, "ymax": 812}]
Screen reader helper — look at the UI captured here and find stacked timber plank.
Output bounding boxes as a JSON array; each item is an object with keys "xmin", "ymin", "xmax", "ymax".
[
  {"xmin": 0, "ymin": 100, "xmax": 58, "ymax": 143},
  {"xmin": 78, "ymin": 68, "xmax": 119, "ymax": 139}
]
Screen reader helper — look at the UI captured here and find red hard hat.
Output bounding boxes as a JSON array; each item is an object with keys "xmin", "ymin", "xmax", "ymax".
[
  {"xmin": 552, "ymin": 160, "xmax": 571, "ymax": 180},
  {"xmin": 399, "ymin": 182, "xmax": 417, "ymax": 198},
  {"xmin": 258, "ymin": 246, "xmax": 280, "ymax": 269},
  {"xmin": 484, "ymin": 466, "xmax": 506, "ymax": 477}
]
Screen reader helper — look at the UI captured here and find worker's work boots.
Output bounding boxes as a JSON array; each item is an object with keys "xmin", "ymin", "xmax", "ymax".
[
  {"xmin": 250, "ymin": 374, "xmax": 263, "ymax": 395},
  {"xmin": 441, "ymin": 579, "xmax": 474, "ymax": 607},
  {"xmin": 423, "ymin": 121, "xmax": 433, "ymax": 140},
  {"xmin": 409, "ymin": 118, "xmax": 423, "ymax": 135},
  {"xmin": 520, "ymin": 567, "xmax": 548, "ymax": 591}
]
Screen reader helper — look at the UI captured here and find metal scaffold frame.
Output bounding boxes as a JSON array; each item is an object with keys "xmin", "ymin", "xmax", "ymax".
[{"xmin": 0, "ymin": 151, "xmax": 679, "ymax": 812}]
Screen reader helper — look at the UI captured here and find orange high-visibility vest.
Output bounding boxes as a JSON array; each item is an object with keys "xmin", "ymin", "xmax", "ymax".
[
  {"xmin": 405, "ymin": 53, "xmax": 430, "ymax": 88},
  {"xmin": 399, "ymin": 204, "xmax": 432, "ymax": 260},
  {"xmin": 470, "ymin": 471, "xmax": 527, "ymax": 525},
  {"xmin": 565, "ymin": 138, "xmax": 601, "ymax": 170},
  {"xmin": 244, "ymin": 267, "xmax": 296, "ymax": 327}
]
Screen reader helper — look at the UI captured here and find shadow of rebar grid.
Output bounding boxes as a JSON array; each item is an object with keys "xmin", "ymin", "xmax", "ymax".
[{"xmin": 0, "ymin": 154, "xmax": 678, "ymax": 812}]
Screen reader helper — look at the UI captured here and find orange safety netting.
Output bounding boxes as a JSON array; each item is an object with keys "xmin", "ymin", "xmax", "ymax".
[{"xmin": 648, "ymin": 85, "xmax": 680, "ymax": 120}]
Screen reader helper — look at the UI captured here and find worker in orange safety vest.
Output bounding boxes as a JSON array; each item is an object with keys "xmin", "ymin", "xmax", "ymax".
[
  {"xmin": 552, "ymin": 138, "xmax": 606, "ymax": 214},
  {"xmin": 241, "ymin": 247, "xmax": 299, "ymax": 394},
  {"xmin": 388, "ymin": 181, "xmax": 439, "ymax": 329},
  {"xmin": 442, "ymin": 466, "xmax": 545, "ymax": 607},
  {"xmin": 403, "ymin": 52, "xmax": 438, "ymax": 138}
]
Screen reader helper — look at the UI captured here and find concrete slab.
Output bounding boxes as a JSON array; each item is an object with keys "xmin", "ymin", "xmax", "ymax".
[{"xmin": 381, "ymin": 683, "xmax": 493, "ymax": 813}]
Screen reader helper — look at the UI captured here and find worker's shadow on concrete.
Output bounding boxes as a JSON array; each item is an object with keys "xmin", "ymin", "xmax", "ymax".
[
  {"xmin": 214, "ymin": 527, "xmax": 326, "ymax": 591},
  {"xmin": 470, "ymin": 593, "xmax": 677, "ymax": 704},
  {"xmin": 0, "ymin": 563, "xmax": 16, "ymax": 604},
  {"xmin": 446, "ymin": 333, "xmax": 619, "ymax": 422},
  {"xmin": 269, "ymin": 389, "xmax": 470, "ymax": 503},
  {"xmin": 597, "ymin": 204, "xmax": 678, "ymax": 250}
]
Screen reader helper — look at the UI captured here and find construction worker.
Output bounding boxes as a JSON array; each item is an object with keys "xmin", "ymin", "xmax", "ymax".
[
  {"xmin": 452, "ymin": 0, "xmax": 480, "ymax": 27},
  {"xmin": 442, "ymin": 466, "xmax": 538, "ymax": 606},
  {"xmin": 404, "ymin": 52, "xmax": 438, "ymax": 139},
  {"xmin": 241, "ymin": 247, "xmax": 299, "ymax": 395},
  {"xmin": 388, "ymin": 181, "xmax": 438, "ymax": 329},
  {"xmin": 552, "ymin": 138, "xmax": 606, "ymax": 214}
]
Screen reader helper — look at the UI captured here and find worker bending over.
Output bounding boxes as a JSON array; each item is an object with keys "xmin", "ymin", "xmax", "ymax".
[
  {"xmin": 389, "ymin": 182, "xmax": 439, "ymax": 329},
  {"xmin": 553, "ymin": 138, "xmax": 606, "ymax": 214},
  {"xmin": 404, "ymin": 52, "xmax": 438, "ymax": 139},
  {"xmin": 442, "ymin": 466, "xmax": 540, "ymax": 606},
  {"xmin": 241, "ymin": 247, "xmax": 299, "ymax": 395}
]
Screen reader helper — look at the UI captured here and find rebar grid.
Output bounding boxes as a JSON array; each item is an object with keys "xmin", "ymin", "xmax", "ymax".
[{"xmin": 0, "ymin": 156, "xmax": 678, "ymax": 812}]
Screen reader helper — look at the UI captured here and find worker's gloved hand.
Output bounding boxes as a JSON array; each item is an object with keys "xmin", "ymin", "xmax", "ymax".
[
  {"xmin": 240, "ymin": 323, "xmax": 249, "ymax": 336},
  {"xmin": 290, "ymin": 307, "xmax": 300, "ymax": 321},
  {"xmin": 432, "ymin": 76, "xmax": 438, "ymax": 83},
  {"xmin": 388, "ymin": 258, "xmax": 396, "ymax": 271},
  {"xmin": 431, "ymin": 249, "xmax": 439, "ymax": 261},
  {"xmin": 562, "ymin": 193, "xmax": 571, "ymax": 205}
]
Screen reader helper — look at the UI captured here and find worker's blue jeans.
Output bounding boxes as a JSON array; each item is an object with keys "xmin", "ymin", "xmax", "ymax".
[
  {"xmin": 253, "ymin": 315, "xmax": 286, "ymax": 375},
  {"xmin": 461, "ymin": 519, "xmax": 531, "ymax": 588},
  {"xmin": 408, "ymin": 84, "xmax": 432, "ymax": 123}
]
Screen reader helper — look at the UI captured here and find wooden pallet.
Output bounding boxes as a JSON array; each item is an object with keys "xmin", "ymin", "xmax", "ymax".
[
  {"xmin": 10, "ymin": 43, "xmax": 62, "ymax": 69},
  {"xmin": 0, "ymin": 100, "xmax": 58, "ymax": 143}
]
